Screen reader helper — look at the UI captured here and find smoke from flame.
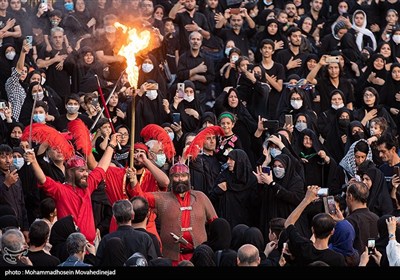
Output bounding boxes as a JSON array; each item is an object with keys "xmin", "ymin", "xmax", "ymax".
[{"xmin": 114, "ymin": 22, "xmax": 151, "ymax": 88}]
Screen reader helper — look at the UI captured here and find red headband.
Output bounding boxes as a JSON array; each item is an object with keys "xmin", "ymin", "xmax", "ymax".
[
  {"xmin": 66, "ymin": 155, "xmax": 86, "ymax": 169},
  {"xmin": 169, "ymin": 162, "xmax": 189, "ymax": 174},
  {"xmin": 134, "ymin": 142, "xmax": 149, "ymax": 153}
]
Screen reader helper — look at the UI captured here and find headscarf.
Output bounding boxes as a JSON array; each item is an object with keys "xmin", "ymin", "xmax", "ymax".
[
  {"xmin": 329, "ymin": 220, "xmax": 359, "ymax": 258},
  {"xmin": 204, "ymin": 217, "xmax": 232, "ymax": 251},
  {"xmin": 227, "ymin": 149, "xmax": 256, "ymax": 187},
  {"xmin": 351, "ymin": 10, "xmax": 377, "ymax": 51},
  {"xmin": 49, "ymin": 215, "xmax": 78, "ymax": 262},
  {"xmin": 100, "ymin": 237, "xmax": 127, "ymax": 266},
  {"xmin": 339, "ymin": 139, "xmax": 373, "ymax": 178},
  {"xmin": 230, "ymin": 224, "xmax": 249, "ymax": 251},
  {"xmin": 190, "ymin": 244, "xmax": 216, "ymax": 266}
]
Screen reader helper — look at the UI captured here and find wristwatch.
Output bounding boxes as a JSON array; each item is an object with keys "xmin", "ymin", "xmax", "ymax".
[{"xmin": 198, "ymin": 27, "xmax": 202, "ymax": 32}]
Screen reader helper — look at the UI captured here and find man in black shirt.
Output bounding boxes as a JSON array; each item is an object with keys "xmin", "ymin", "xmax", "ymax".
[{"xmin": 284, "ymin": 185, "xmax": 346, "ymax": 266}]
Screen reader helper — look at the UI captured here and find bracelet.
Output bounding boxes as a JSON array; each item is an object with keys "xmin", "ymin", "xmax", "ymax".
[
  {"xmin": 389, "ymin": 233, "xmax": 395, "ymax": 239},
  {"xmin": 107, "ymin": 143, "xmax": 116, "ymax": 150}
]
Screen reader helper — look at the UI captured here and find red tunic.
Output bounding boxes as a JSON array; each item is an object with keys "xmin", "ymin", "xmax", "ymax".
[
  {"xmin": 38, "ymin": 167, "xmax": 106, "ymax": 243},
  {"xmin": 107, "ymin": 167, "xmax": 162, "ymax": 246}
]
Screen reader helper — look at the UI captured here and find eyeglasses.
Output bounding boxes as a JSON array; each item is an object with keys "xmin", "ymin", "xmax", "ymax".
[
  {"xmin": 364, "ymin": 93, "xmax": 375, "ymax": 98},
  {"xmin": 120, "ymin": 133, "xmax": 129, "ymax": 138}
]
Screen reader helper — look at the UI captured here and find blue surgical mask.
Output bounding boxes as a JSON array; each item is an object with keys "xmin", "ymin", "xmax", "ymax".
[
  {"xmin": 225, "ymin": 47, "xmax": 232, "ymax": 56},
  {"xmin": 270, "ymin": 148, "xmax": 282, "ymax": 158},
  {"xmin": 273, "ymin": 166, "xmax": 285, "ymax": 178},
  {"xmin": 168, "ymin": 132, "xmax": 175, "ymax": 141},
  {"xmin": 64, "ymin": 2, "xmax": 74, "ymax": 11},
  {"xmin": 295, "ymin": 122, "xmax": 307, "ymax": 132},
  {"xmin": 33, "ymin": 113, "xmax": 46, "ymax": 123},
  {"xmin": 13, "ymin": 158, "xmax": 24, "ymax": 170},
  {"xmin": 154, "ymin": 153, "xmax": 166, "ymax": 167}
]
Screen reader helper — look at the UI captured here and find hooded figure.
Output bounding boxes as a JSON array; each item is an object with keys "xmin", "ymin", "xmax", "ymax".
[
  {"xmin": 210, "ymin": 149, "xmax": 258, "ymax": 229},
  {"xmin": 328, "ymin": 220, "xmax": 360, "ymax": 266}
]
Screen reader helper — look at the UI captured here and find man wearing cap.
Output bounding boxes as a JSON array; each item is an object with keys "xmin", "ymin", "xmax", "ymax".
[
  {"xmin": 126, "ymin": 161, "xmax": 217, "ymax": 265},
  {"xmin": 25, "ymin": 133, "xmax": 119, "ymax": 244}
]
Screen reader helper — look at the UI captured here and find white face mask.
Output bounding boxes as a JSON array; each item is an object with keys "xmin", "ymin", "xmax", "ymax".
[
  {"xmin": 231, "ymin": 55, "xmax": 239, "ymax": 62},
  {"xmin": 146, "ymin": 90, "xmax": 158, "ymax": 100},
  {"xmin": 168, "ymin": 132, "xmax": 175, "ymax": 141},
  {"xmin": 184, "ymin": 95, "xmax": 194, "ymax": 102},
  {"xmin": 225, "ymin": 47, "xmax": 232, "ymax": 56},
  {"xmin": 142, "ymin": 63, "xmax": 154, "ymax": 73},
  {"xmin": 393, "ymin": 34, "xmax": 400, "ymax": 44},
  {"xmin": 332, "ymin": 103, "xmax": 345, "ymax": 110},
  {"xmin": 41, "ymin": 77, "xmax": 46, "ymax": 85},
  {"xmin": 291, "ymin": 100, "xmax": 303, "ymax": 110},
  {"xmin": 273, "ymin": 166, "xmax": 285, "ymax": 178},
  {"xmin": 370, "ymin": 129, "xmax": 375, "ymax": 136},
  {"xmin": 338, "ymin": 7, "xmax": 347, "ymax": 15},
  {"xmin": 295, "ymin": 122, "xmax": 307, "ymax": 132},
  {"xmin": 33, "ymin": 91, "xmax": 44, "ymax": 101},
  {"xmin": 5, "ymin": 51, "xmax": 16, "ymax": 60}
]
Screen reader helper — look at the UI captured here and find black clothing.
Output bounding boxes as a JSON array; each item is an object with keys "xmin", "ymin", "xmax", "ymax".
[
  {"xmin": 210, "ymin": 149, "xmax": 258, "ymax": 229},
  {"xmin": 346, "ymin": 208, "xmax": 379, "ymax": 255},
  {"xmin": 96, "ymin": 225, "xmax": 158, "ymax": 263},
  {"xmin": 27, "ymin": 250, "xmax": 60, "ymax": 267},
  {"xmin": 286, "ymin": 224, "xmax": 346, "ymax": 266},
  {"xmin": 53, "ymin": 114, "xmax": 94, "ymax": 133},
  {"xmin": 0, "ymin": 171, "xmax": 29, "ymax": 231}
]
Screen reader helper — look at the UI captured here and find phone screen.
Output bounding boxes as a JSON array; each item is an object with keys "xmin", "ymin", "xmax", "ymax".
[
  {"xmin": 285, "ymin": 114, "xmax": 293, "ymax": 126},
  {"xmin": 177, "ymin": 83, "xmax": 185, "ymax": 98},
  {"xmin": 317, "ymin": 188, "xmax": 328, "ymax": 197},
  {"xmin": 368, "ymin": 239, "xmax": 375, "ymax": 254},
  {"xmin": 172, "ymin": 113, "xmax": 180, "ymax": 124},
  {"xmin": 394, "ymin": 166, "xmax": 400, "ymax": 177},
  {"xmin": 326, "ymin": 196, "xmax": 336, "ymax": 215}
]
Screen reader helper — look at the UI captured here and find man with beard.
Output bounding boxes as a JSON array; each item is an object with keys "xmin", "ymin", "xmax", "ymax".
[
  {"xmin": 275, "ymin": 26, "xmax": 307, "ymax": 77},
  {"xmin": 25, "ymin": 133, "xmax": 119, "ymax": 244},
  {"xmin": 126, "ymin": 162, "xmax": 217, "ymax": 265}
]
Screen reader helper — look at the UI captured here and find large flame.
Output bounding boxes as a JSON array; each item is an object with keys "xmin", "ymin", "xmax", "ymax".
[{"xmin": 114, "ymin": 22, "xmax": 151, "ymax": 88}]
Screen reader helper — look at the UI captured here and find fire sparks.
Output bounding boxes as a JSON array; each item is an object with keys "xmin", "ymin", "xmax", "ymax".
[{"xmin": 114, "ymin": 22, "xmax": 151, "ymax": 88}]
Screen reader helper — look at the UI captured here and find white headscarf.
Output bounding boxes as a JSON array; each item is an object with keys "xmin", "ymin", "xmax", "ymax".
[{"xmin": 352, "ymin": 10, "xmax": 377, "ymax": 51}]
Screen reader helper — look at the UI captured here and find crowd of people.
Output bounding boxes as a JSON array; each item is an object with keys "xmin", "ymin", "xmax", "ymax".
[{"xmin": 2, "ymin": 0, "xmax": 400, "ymax": 268}]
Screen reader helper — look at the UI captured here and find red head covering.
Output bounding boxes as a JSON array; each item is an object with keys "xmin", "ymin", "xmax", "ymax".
[
  {"xmin": 66, "ymin": 155, "xmax": 86, "ymax": 169},
  {"xmin": 134, "ymin": 142, "xmax": 149, "ymax": 153},
  {"xmin": 169, "ymin": 162, "xmax": 189, "ymax": 174}
]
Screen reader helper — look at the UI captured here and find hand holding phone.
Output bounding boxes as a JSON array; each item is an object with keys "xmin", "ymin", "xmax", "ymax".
[
  {"xmin": 172, "ymin": 113, "xmax": 180, "ymax": 124},
  {"xmin": 26, "ymin": 36, "xmax": 33, "ymax": 48},
  {"xmin": 262, "ymin": 166, "xmax": 270, "ymax": 175},
  {"xmin": 285, "ymin": 114, "xmax": 293, "ymax": 126},
  {"xmin": 326, "ymin": 56, "xmax": 340, "ymax": 63}
]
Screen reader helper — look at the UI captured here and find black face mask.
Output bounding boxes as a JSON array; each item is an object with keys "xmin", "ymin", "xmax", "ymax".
[
  {"xmin": 353, "ymin": 131, "xmax": 365, "ymax": 141},
  {"xmin": 361, "ymin": 53, "xmax": 370, "ymax": 63},
  {"xmin": 338, "ymin": 119, "xmax": 350, "ymax": 128},
  {"xmin": 9, "ymin": 137, "xmax": 20, "ymax": 148}
]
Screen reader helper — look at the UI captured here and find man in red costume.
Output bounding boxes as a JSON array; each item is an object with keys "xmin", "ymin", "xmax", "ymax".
[
  {"xmin": 100, "ymin": 142, "xmax": 169, "ymax": 244},
  {"xmin": 127, "ymin": 161, "xmax": 217, "ymax": 265},
  {"xmin": 25, "ymin": 134, "xmax": 119, "ymax": 244}
]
